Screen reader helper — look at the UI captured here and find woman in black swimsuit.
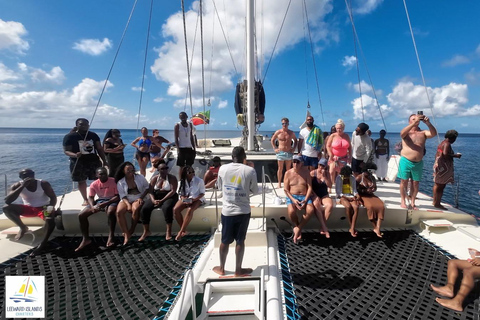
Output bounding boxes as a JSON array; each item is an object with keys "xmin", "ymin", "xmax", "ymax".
[
  {"xmin": 103, "ymin": 129, "xmax": 125, "ymax": 177},
  {"xmin": 310, "ymin": 158, "xmax": 333, "ymax": 238}
]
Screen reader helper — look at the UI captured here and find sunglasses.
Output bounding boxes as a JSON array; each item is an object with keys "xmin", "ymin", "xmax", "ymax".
[
  {"xmin": 293, "ymin": 160, "xmax": 301, "ymax": 164},
  {"xmin": 281, "ymin": 122, "xmax": 288, "ymax": 125}
]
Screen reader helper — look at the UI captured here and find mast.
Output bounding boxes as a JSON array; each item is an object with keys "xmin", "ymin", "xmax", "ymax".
[{"xmin": 246, "ymin": 0, "xmax": 255, "ymax": 151}]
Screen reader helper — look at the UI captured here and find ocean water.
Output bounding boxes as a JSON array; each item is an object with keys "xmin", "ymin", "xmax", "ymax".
[{"xmin": 0, "ymin": 127, "xmax": 478, "ymax": 220}]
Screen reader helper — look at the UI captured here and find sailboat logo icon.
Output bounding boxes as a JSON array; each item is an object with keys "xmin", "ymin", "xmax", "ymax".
[{"xmin": 9, "ymin": 276, "xmax": 39, "ymax": 303}]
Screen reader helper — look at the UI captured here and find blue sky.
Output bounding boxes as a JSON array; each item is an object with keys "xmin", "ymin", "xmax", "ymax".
[{"xmin": 1, "ymin": 0, "xmax": 480, "ymax": 133}]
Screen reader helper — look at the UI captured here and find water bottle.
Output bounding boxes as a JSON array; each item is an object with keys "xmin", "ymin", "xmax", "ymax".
[{"xmin": 43, "ymin": 205, "xmax": 54, "ymax": 217}]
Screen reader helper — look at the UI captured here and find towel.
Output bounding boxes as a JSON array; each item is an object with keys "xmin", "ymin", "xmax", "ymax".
[{"xmin": 306, "ymin": 125, "xmax": 323, "ymax": 151}]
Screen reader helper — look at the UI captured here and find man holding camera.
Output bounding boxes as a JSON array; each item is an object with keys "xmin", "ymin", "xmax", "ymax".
[{"xmin": 398, "ymin": 112, "xmax": 437, "ymax": 209}]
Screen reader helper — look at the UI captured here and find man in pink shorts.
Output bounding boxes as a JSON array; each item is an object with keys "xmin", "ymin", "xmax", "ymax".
[{"xmin": 3, "ymin": 169, "xmax": 57, "ymax": 256}]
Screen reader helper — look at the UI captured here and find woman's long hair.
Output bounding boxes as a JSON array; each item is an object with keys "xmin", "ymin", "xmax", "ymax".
[
  {"xmin": 178, "ymin": 165, "xmax": 192, "ymax": 196},
  {"xmin": 115, "ymin": 161, "xmax": 135, "ymax": 183},
  {"xmin": 103, "ymin": 129, "xmax": 113, "ymax": 145}
]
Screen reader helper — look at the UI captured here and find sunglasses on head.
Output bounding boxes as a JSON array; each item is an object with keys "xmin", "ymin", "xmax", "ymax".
[{"xmin": 293, "ymin": 160, "xmax": 301, "ymax": 164}]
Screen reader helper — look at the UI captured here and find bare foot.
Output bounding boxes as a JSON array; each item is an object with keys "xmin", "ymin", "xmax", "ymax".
[
  {"xmin": 373, "ymin": 228, "xmax": 383, "ymax": 238},
  {"xmin": 82, "ymin": 200, "xmax": 88, "ymax": 206},
  {"xmin": 106, "ymin": 237, "xmax": 115, "ymax": 248},
  {"xmin": 123, "ymin": 232, "xmax": 132, "ymax": 245},
  {"xmin": 213, "ymin": 266, "xmax": 225, "ymax": 275},
  {"xmin": 30, "ymin": 243, "xmax": 47, "ymax": 257},
  {"xmin": 430, "ymin": 284, "xmax": 454, "ymax": 298},
  {"xmin": 320, "ymin": 230, "xmax": 330, "ymax": 239},
  {"xmin": 75, "ymin": 238, "xmax": 92, "ymax": 251},
  {"xmin": 138, "ymin": 231, "xmax": 151, "ymax": 242},
  {"xmin": 234, "ymin": 268, "xmax": 253, "ymax": 277},
  {"xmin": 433, "ymin": 204, "xmax": 448, "ymax": 210},
  {"xmin": 350, "ymin": 229, "xmax": 357, "ymax": 238},
  {"xmin": 412, "ymin": 206, "xmax": 418, "ymax": 210},
  {"xmin": 165, "ymin": 233, "xmax": 172, "ymax": 241},
  {"xmin": 400, "ymin": 203, "xmax": 407, "ymax": 209},
  {"xmin": 293, "ymin": 227, "xmax": 301, "ymax": 244},
  {"xmin": 435, "ymin": 297, "xmax": 463, "ymax": 312},
  {"xmin": 175, "ymin": 231, "xmax": 187, "ymax": 241},
  {"xmin": 15, "ymin": 227, "xmax": 29, "ymax": 241}
]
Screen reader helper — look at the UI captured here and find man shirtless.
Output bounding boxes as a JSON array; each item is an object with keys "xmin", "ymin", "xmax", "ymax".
[
  {"xmin": 398, "ymin": 113, "xmax": 437, "ymax": 209},
  {"xmin": 284, "ymin": 155, "xmax": 314, "ymax": 244},
  {"xmin": 271, "ymin": 118, "xmax": 297, "ymax": 188}
]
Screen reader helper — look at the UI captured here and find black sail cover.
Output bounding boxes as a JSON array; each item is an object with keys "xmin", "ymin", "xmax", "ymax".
[{"xmin": 234, "ymin": 80, "xmax": 265, "ymax": 125}]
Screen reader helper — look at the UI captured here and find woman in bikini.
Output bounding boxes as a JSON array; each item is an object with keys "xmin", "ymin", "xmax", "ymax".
[
  {"xmin": 115, "ymin": 162, "xmax": 149, "ymax": 245},
  {"xmin": 140, "ymin": 162, "xmax": 178, "ymax": 241},
  {"xmin": 173, "ymin": 166, "xmax": 205, "ymax": 241},
  {"xmin": 310, "ymin": 158, "xmax": 333, "ymax": 238},
  {"xmin": 131, "ymin": 127, "xmax": 164, "ymax": 177},
  {"xmin": 327, "ymin": 119, "xmax": 352, "ymax": 184},
  {"xmin": 356, "ymin": 162, "xmax": 384, "ymax": 238},
  {"xmin": 335, "ymin": 165, "xmax": 360, "ymax": 237},
  {"xmin": 103, "ymin": 129, "xmax": 125, "ymax": 177},
  {"xmin": 432, "ymin": 130, "xmax": 462, "ymax": 209}
]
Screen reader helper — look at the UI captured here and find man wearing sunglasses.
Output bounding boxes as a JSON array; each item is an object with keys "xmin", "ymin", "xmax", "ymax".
[{"xmin": 271, "ymin": 118, "xmax": 297, "ymax": 189}]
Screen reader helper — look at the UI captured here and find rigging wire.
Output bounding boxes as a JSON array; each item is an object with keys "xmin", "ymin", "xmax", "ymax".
[
  {"xmin": 302, "ymin": 0, "xmax": 310, "ymax": 107},
  {"xmin": 211, "ymin": 0, "xmax": 239, "ymax": 75},
  {"xmin": 344, "ymin": 0, "xmax": 387, "ymax": 130},
  {"xmin": 261, "ymin": 0, "xmax": 292, "ymax": 84},
  {"xmin": 199, "ymin": 0, "xmax": 208, "ymax": 152},
  {"xmin": 345, "ymin": 0, "xmax": 365, "ymax": 122},
  {"xmin": 303, "ymin": 0, "xmax": 326, "ymax": 129},
  {"xmin": 207, "ymin": 6, "xmax": 216, "ymax": 107},
  {"xmin": 181, "ymin": 0, "xmax": 195, "ymax": 117},
  {"xmin": 135, "ymin": 0, "xmax": 155, "ymax": 135},
  {"xmin": 183, "ymin": 10, "xmax": 200, "ymax": 113},
  {"xmin": 403, "ymin": 0, "xmax": 441, "ymax": 144}
]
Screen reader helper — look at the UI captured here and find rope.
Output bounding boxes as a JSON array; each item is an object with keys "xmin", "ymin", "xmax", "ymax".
[
  {"xmin": 261, "ymin": 0, "xmax": 292, "ymax": 84},
  {"xmin": 345, "ymin": 0, "xmax": 364, "ymax": 122},
  {"xmin": 303, "ymin": 0, "xmax": 326, "ymax": 129},
  {"xmin": 403, "ymin": 0, "xmax": 441, "ymax": 144},
  {"xmin": 212, "ymin": 0, "xmax": 239, "ymax": 75},
  {"xmin": 181, "ymin": 0, "xmax": 195, "ymax": 117},
  {"xmin": 67, "ymin": 0, "xmax": 139, "ymax": 198},
  {"xmin": 199, "ymin": 0, "xmax": 208, "ymax": 153},
  {"xmin": 183, "ymin": 11, "xmax": 199, "ymax": 113}
]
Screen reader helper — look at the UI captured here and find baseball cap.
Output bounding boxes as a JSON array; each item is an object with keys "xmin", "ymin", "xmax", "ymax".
[
  {"xmin": 293, "ymin": 155, "xmax": 303, "ymax": 162},
  {"xmin": 319, "ymin": 158, "xmax": 328, "ymax": 167}
]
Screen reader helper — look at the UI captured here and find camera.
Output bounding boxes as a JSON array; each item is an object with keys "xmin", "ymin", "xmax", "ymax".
[{"xmin": 417, "ymin": 111, "xmax": 423, "ymax": 115}]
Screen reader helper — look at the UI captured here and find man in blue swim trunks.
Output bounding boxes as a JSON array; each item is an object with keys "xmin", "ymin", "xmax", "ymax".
[
  {"xmin": 271, "ymin": 118, "xmax": 297, "ymax": 189},
  {"xmin": 398, "ymin": 113, "xmax": 437, "ymax": 209},
  {"xmin": 284, "ymin": 155, "xmax": 314, "ymax": 244},
  {"xmin": 298, "ymin": 115, "xmax": 323, "ymax": 172}
]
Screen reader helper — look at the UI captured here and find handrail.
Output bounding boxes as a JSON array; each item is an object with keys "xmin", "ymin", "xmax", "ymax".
[
  {"xmin": 214, "ymin": 182, "xmax": 219, "ymax": 227},
  {"xmin": 261, "ymin": 166, "xmax": 266, "ymax": 232},
  {"xmin": 263, "ymin": 173, "xmax": 279, "ymax": 198},
  {"xmin": 177, "ymin": 269, "xmax": 197, "ymax": 320},
  {"xmin": 4, "ymin": 174, "xmax": 7, "ymax": 197}
]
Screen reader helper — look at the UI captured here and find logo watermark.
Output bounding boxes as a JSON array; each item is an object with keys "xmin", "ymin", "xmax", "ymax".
[{"xmin": 5, "ymin": 276, "xmax": 45, "ymax": 318}]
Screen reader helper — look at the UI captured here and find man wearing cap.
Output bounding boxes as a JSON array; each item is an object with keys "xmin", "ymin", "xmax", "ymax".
[
  {"xmin": 204, "ymin": 156, "xmax": 222, "ymax": 189},
  {"xmin": 174, "ymin": 112, "xmax": 197, "ymax": 179},
  {"xmin": 351, "ymin": 123, "xmax": 373, "ymax": 175},
  {"xmin": 284, "ymin": 155, "xmax": 314, "ymax": 244},
  {"xmin": 297, "ymin": 115, "xmax": 323, "ymax": 171},
  {"xmin": 3, "ymin": 169, "xmax": 57, "ymax": 256}
]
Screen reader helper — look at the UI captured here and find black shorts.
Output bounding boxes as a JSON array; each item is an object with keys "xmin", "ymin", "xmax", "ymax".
[
  {"xmin": 221, "ymin": 213, "xmax": 251, "ymax": 245},
  {"xmin": 70, "ymin": 156, "xmax": 102, "ymax": 182},
  {"xmin": 136, "ymin": 150, "xmax": 150, "ymax": 160},
  {"xmin": 352, "ymin": 158, "xmax": 364, "ymax": 174},
  {"xmin": 177, "ymin": 148, "xmax": 196, "ymax": 167}
]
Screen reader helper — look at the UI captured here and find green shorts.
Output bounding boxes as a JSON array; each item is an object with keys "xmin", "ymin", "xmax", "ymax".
[{"xmin": 397, "ymin": 156, "xmax": 424, "ymax": 181}]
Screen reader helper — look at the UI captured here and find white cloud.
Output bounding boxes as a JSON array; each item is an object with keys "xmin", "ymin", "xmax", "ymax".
[
  {"xmin": 154, "ymin": 97, "xmax": 165, "ymax": 102},
  {"xmin": 387, "ymin": 81, "xmax": 480, "ymax": 118},
  {"xmin": 352, "ymin": 0, "xmax": 384, "ymax": 15},
  {"xmin": 151, "ymin": 0, "xmax": 334, "ymax": 103},
  {"xmin": 221, "ymin": 122, "xmax": 228, "ymax": 126},
  {"xmin": 351, "ymin": 94, "xmax": 392, "ymax": 120},
  {"xmin": 73, "ymin": 38, "xmax": 112, "ymax": 56},
  {"xmin": 465, "ymin": 68, "xmax": 480, "ymax": 84},
  {"xmin": 348, "ymin": 80, "xmax": 382, "ymax": 96},
  {"xmin": 218, "ymin": 100, "xmax": 228, "ymax": 109},
  {"xmin": 442, "ymin": 54, "xmax": 470, "ymax": 67},
  {"xmin": 0, "ymin": 62, "xmax": 20, "ymax": 82},
  {"xmin": 461, "ymin": 123, "xmax": 469, "ymax": 127},
  {"xmin": 30, "ymin": 66, "xmax": 65, "ymax": 85},
  {"xmin": 476, "ymin": 44, "xmax": 480, "ymax": 56},
  {"xmin": 131, "ymin": 87, "xmax": 145, "ymax": 92},
  {"xmin": 0, "ymin": 19, "xmax": 30, "ymax": 54},
  {"xmin": 342, "ymin": 55, "xmax": 357, "ymax": 70}
]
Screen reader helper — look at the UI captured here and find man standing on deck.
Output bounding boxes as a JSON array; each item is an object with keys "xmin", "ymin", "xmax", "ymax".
[
  {"xmin": 297, "ymin": 115, "xmax": 323, "ymax": 171},
  {"xmin": 271, "ymin": 117, "xmax": 297, "ymax": 189},
  {"xmin": 213, "ymin": 146, "xmax": 258, "ymax": 277},
  {"xmin": 398, "ymin": 113, "xmax": 437, "ymax": 209},
  {"xmin": 284, "ymin": 155, "xmax": 314, "ymax": 244},
  {"xmin": 63, "ymin": 118, "xmax": 107, "ymax": 206},
  {"xmin": 351, "ymin": 123, "xmax": 373, "ymax": 176},
  {"xmin": 3, "ymin": 169, "xmax": 57, "ymax": 256},
  {"xmin": 174, "ymin": 112, "xmax": 197, "ymax": 179}
]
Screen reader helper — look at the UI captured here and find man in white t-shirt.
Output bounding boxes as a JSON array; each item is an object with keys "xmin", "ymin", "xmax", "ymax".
[
  {"xmin": 213, "ymin": 147, "xmax": 258, "ymax": 276},
  {"xmin": 297, "ymin": 115, "xmax": 323, "ymax": 171}
]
